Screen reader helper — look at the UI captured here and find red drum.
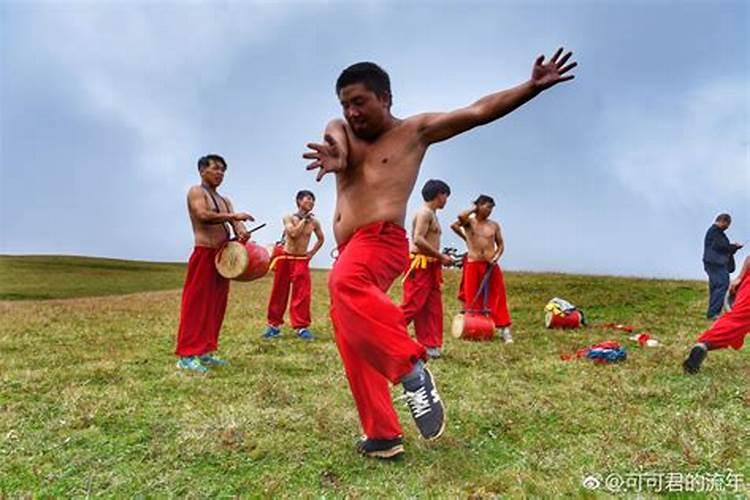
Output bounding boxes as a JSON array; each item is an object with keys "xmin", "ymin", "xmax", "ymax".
[
  {"xmin": 452, "ymin": 312, "xmax": 495, "ymax": 341},
  {"xmin": 214, "ymin": 241, "xmax": 271, "ymax": 282},
  {"xmin": 545, "ymin": 310, "xmax": 583, "ymax": 329}
]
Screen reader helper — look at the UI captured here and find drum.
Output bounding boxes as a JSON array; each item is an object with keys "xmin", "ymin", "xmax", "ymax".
[
  {"xmin": 452, "ymin": 312, "xmax": 495, "ymax": 341},
  {"xmin": 545, "ymin": 310, "xmax": 583, "ymax": 329},
  {"xmin": 214, "ymin": 241, "xmax": 271, "ymax": 281}
]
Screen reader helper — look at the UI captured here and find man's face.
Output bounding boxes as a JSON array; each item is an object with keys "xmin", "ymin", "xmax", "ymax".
[
  {"xmin": 200, "ymin": 159, "xmax": 226, "ymax": 187},
  {"xmin": 435, "ymin": 192, "xmax": 449, "ymax": 210},
  {"xmin": 476, "ymin": 202, "xmax": 494, "ymax": 219},
  {"xmin": 718, "ymin": 220, "xmax": 731, "ymax": 230},
  {"xmin": 297, "ymin": 195, "xmax": 315, "ymax": 213},
  {"xmin": 338, "ymin": 83, "xmax": 390, "ymax": 140}
]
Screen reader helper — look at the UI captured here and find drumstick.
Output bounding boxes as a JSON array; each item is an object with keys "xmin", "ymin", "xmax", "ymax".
[{"xmin": 247, "ymin": 223, "xmax": 266, "ymax": 234}]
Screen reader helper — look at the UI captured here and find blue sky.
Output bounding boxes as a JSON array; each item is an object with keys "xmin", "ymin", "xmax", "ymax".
[{"xmin": 1, "ymin": 0, "xmax": 748, "ymax": 279}]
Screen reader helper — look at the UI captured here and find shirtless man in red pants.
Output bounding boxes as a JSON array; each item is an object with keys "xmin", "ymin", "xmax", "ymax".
[{"xmin": 304, "ymin": 49, "xmax": 577, "ymax": 458}]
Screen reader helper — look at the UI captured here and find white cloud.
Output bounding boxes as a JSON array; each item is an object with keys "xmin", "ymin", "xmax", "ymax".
[{"xmin": 605, "ymin": 78, "xmax": 750, "ymax": 206}]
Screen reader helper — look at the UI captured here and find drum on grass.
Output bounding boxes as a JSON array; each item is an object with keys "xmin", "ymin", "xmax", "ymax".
[
  {"xmin": 544, "ymin": 310, "xmax": 583, "ymax": 329},
  {"xmin": 452, "ymin": 312, "xmax": 495, "ymax": 341},
  {"xmin": 214, "ymin": 241, "xmax": 271, "ymax": 282}
]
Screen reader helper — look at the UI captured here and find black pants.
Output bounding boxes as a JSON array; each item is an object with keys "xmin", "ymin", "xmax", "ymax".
[{"xmin": 704, "ymin": 262, "xmax": 729, "ymax": 319}]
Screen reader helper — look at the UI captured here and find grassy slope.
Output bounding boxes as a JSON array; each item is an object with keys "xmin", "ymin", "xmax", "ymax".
[
  {"xmin": 0, "ymin": 257, "xmax": 748, "ymax": 496},
  {"xmin": 0, "ymin": 255, "xmax": 186, "ymax": 300}
]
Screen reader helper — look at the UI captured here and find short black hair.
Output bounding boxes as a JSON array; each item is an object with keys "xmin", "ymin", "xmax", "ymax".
[
  {"xmin": 296, "ymin": 190, "xmax": 316, "ymax": 204},
  {"xmin": 716, "ymin": 213, "xmax": 732, "ymax": 223},
  {"xmin": 197, "ymin": 154, "xmax": 227, "ymax": 171},
  {"xmin": 336, "ymin": 62, "xmax": 392, "ymax": 106},
  {"xmin": 421, "ymin": 179, "xmax": 451, "ymax": 201},
  {"xmin": 474, "ymin": 194, "xmax": 495, "ymax": 207}
]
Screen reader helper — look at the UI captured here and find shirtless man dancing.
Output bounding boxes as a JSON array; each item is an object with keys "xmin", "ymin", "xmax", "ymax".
[
  {"xmin": 263, "ymin": 190, "xmax": 324, "ymax": 341},
  {"xmin": 304, "ymin": 49, "xmax": 576, "ymax": 458},
  {"xmin": 175, "ymin": 154, "xmax": 253, "ymax": 373},
  {"xmin": 401, "ymin": 179, "xmax": 453, "ymax": 359},
  {"xmin": 455, "ymin": 195, "xmax": 513, "ymax": 343}
]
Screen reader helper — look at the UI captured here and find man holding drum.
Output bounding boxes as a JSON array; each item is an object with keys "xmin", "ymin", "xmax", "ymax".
[
  {"xmin": 456, "ymin": 195, "xmax": 513, "ymax": 343},
  {"xmin": 175, "ymin": 154, "xmax": 253, "ymax": 374},
  {"xmin": 262, "ymin": 190, "xmax": 324, "ymax": 340},
  {"xmin": 400, "ymin": 179, "xmax": 453, "ymax": 359},
  {"xmin": 304, "ymin": 49, "xmax": 576, "ymax": 458}
]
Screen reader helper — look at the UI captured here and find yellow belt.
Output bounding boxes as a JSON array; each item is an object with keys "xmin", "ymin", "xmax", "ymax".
[
  {"xmin": 269, "ymin": 254, "xmax": 309, "ymax": 271},
  {"xmin": 400, "ymin": 253, "xmax": 437, "ymax": 284}
]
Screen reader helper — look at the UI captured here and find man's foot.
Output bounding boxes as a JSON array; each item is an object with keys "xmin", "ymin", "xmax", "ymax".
[
  {"xmin": 356, "ymin": 436, "xmax": 404, "ymax": 459},
  {"xmin": 425, "ymin": 347, "xmax": 442, "ymax": 359},
  {"xmin": 176, "ymin": 356, "xmax": 208, "ymax": 374},
  {"xmin": 683, "ymin": 345, "xmax": 707, "ymax": 374},
  {"xmin": 500, "ymin": 327, "xmax": 514, "ymax": 344},
  {"xmin": 199, "ymin": 353, "xmax": 228, "ymax": 367},
  {"xmin": 297, "ymin": 328, "xmax": 314, "ymax": 341},
  {"xmin": 262, "ymin": 325, "xmax": 281, "ymax": 339},
  {"xmin": 400, "ymin": 365, "xmax": 445, "ymax": 440}
]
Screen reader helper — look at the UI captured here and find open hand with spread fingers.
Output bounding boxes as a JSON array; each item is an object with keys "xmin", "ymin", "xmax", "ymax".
[
  {"xmin": 531, "ymin": 47, "xmax": 577, "ymax": 92},
  {"xmin": 304, "ymin": 133, "xmax": 346, "ymax": 182}
]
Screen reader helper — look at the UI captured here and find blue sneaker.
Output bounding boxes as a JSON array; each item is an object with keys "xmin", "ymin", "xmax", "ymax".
[
  {"xmin": 199, "ymin": 353, "xmax": 228, "ymax": 367},
  {"xmin": 297, "ymin": 328, "xmax": 314, "ymax": 341},
  {"xmin": 176, "ymin": 356, "xmax": 208, "ymax": 374},
  {"xmin": 262, "ymin": 325, "xmax": 281, "ymax": 339}
]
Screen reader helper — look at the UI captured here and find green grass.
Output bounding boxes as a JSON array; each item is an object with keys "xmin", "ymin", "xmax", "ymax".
[
  {"xmin": 0, "ymin": 255, "xmax": 186, "ymax": 300},
  {"xmin": 0, "ymin": 256, "xmax": 748, "ymax": 496}
]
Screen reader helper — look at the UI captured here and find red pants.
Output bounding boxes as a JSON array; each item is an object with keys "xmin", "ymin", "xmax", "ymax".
[
  {"xmin": 401, "ymin": 260, "xmax": 443, "ymax": 349},
  {"xmin": 267, "ymin": 253, "xmax": 311, "ymax": 328},
  {"xmin": 461, "ymin": 260, "xmax": 511, "ymax": 328},
  {"xmin": 698, "ymin": 277, "xmax": 750, "ymax": 350},
  {"xmin": 329, "ymin": 222, "xmax": 427, "ymax": 440},
  {"xmin": 175, "ymin": 246, "xmax": 229, "ymax": 357}
]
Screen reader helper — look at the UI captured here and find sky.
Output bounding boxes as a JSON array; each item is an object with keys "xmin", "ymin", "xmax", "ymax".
[{"xmin": 1, "ymin": 0, "xmax": 748, "ymax": 279}]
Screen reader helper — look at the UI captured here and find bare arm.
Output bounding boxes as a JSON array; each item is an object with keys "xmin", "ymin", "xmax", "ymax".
[
  {"xmin": 224, "ymin": 196, "xmax": 250, "ymax": 242},
  {"xmin": 304, "ymin": 119, "xmax": 349, "ymax": 181},
  {"xmin": 457, "ymin": 205, "xmax": 477, "ymax": 226},
  {"xmin": 307, "ymin": 220, "xmax": 325, "ymax": 258},
  {"xmin": 417, "ymin": 48, "xmax": 577, "ymax": 145},
  {"xmin": 491, "ymin": 222, "xmax": 505, "ymax": 263},
  {"xmin": 450, "ymin": 220, "xmax": 467, "ymax": 242},
  {"xmin": 187, "ymin": 187, "xmax": 252, "ymax": 225}
]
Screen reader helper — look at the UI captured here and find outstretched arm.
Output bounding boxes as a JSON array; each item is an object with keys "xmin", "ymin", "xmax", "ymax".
[
  {"xmin": 304, "ymin": 119, "xmax": 349, "ymax": 182},
  {"xmin": 418, "ymin": 48, "xmax": 577, "ymax": 145}
]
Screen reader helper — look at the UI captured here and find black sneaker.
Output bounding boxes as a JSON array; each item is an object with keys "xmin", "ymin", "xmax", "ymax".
[
  {"xmin": 356, "ymin": 436, "xmax": 404, "ymax": 459},
  {"xmin": 400, "ymin": 366, "xmax": 445, "ymax": 440},
  {"xmin": 683, "ymin": 345, "xmax": 707, "ymax": 374}
]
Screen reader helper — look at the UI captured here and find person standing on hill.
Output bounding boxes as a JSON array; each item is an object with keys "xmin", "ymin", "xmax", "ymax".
[
  {"xmin": 702, "ymin": 213, "xmax": 743, "ymax": 320},
  {"xmin": 400, "ymin": 179, "xmax": 453, "ymax": 359},
  {"xmin": 455, "ymin": 195, "xmax": 513, "ymax": 343},
  {"xmin": 262, "ymin": 190, "xmax": 324, "ymax": 341},
  {"xmin": 175, "ymin": 154, "xmax": 253, "ymax": 373}
]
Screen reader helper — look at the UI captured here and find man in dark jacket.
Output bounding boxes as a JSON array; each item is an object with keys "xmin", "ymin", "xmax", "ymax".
[{"xmin": 703, "ymin": 213, "xmax": 743, "ymax": 320}]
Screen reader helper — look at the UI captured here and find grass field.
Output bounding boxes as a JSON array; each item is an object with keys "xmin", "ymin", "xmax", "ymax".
[{"xmin": 0, "ymin": 256, "xmax": 748, "ymax": 497}]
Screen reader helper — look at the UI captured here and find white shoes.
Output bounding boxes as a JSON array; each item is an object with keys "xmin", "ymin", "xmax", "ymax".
[{"xmin": 500, "ymin": 327, "xmax": 513, "ymax": 344}]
